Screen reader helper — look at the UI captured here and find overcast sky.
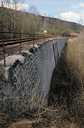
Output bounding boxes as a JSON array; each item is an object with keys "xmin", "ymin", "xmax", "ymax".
[{"xmin": 1, "ymin": 0, "xmax": 84, "ymax": 24}]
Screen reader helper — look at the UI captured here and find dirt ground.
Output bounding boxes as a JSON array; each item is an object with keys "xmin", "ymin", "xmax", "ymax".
[
  {"xmin": 2, "ymin": 106, "xmax": 81, "ymax": 128},
  {"xmin": 8, "ymin": 118, "xmax": 80, "ymax": 128}
]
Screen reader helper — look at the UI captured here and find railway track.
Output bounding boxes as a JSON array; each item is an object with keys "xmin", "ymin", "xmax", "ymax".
[
  {"xmin": 0, "ymin": 36, "xmax": 52, "ymax": 62},
  {"xmin": 0, "ymin": 36, "xmax": 46, "ymax": 46},
  {"xmin": 0, "ymin": 35, "xmax": 68, "ymax": 66}
]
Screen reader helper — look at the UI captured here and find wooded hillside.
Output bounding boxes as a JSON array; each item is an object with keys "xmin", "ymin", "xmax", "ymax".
[{"xmin": 0, "ymin": 7, "xmax": 83, "ymax": 39}]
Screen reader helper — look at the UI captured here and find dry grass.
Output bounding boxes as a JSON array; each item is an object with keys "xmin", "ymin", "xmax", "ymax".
[
  {"xmin": 66, "ymin": 30, "xmax": 84, "ymax": 80},
  {"xmin": 65, "ymin": 31, "xmax": 84, "ymax": 125}
]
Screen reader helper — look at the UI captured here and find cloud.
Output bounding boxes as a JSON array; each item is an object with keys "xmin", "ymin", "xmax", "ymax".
[
  {"xmin": 28, "ymin": 5, "xmax": 39, "ymax": 15},
  {"xmin": 40, "ymin": 12, "xmax": 48, "ymax": 16},
  {"xmin": 59, "ymin": 11, "xmax": 84, "ymax": 24},
  {"xmin": 80, "ymin": 3, "xmax": 84, "ymax": 8},
  {"xmin": 16, "ymin": 3, "xmax": 29, "ymax": 11}
]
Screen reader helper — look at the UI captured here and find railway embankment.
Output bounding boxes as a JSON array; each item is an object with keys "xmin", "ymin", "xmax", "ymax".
[{"xmin": 0, "ymin": 37, "xmax": 83, "ymax": 128}]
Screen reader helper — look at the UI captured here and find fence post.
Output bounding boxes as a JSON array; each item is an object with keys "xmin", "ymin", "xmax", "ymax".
[
  {"xmin": 19, "ymin": 33, "xmax": 22, "ymax": 54},
  {"xmin": 53, "ymin": 40, "xmax": 57, "ymax": 66},
  {"xmin": 56, "ymin": 42, "xmax": 59, "ymax": 58},
  {"xmin": 32, "ymin": 34, "xmax": 35, "ymax": 48},
  {"xmin": 2, "ymin": 41, "xmax": 6, "ymax": 67}
]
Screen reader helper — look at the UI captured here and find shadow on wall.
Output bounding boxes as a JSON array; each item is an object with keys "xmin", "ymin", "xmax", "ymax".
[{"xmin": 48, "ymin": 48, "xmax": 81, "ymax": 116}]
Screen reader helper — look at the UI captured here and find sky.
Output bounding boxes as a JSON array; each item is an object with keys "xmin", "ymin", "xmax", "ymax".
[{"xmin": 0, "ymin": 0, "xmax": 84, "ymax": 25}]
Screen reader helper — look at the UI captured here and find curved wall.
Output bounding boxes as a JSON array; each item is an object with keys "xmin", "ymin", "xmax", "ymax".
[{"xmin": 0, "ymin": 38, "xmax": 67, "ymax": 117}]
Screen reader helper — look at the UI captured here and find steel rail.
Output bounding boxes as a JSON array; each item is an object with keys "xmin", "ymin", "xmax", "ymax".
[{"xmin": 0, "ymin": 36, "xmax": 48, "ymax": 47}]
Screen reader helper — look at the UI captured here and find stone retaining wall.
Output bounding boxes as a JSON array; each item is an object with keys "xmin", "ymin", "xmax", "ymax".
[{"xmin": 0, "ymin": 38, "xmax": 67, "ymax": 117}]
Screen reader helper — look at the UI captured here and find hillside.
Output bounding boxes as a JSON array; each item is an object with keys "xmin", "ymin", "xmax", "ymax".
[{"xmin": 0, "ymin": 7, "xmax": 83, "ymax": 39}]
